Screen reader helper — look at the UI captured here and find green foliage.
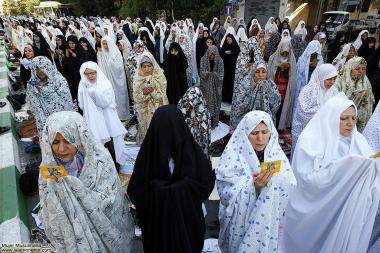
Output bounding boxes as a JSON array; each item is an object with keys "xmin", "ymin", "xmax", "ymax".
[{"xmin": 6, "ymin": 0, "xmax": 39, "ymax": 15}]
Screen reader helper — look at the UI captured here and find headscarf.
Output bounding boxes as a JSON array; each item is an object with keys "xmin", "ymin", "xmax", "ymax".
[
  {"xmin": 335, "ymin": 57, "xmax": 375, "ymax": 131},
  {"xmin": 236, "ymin": 26, "xmax": 248, "ymax": 43},
  {"xmin": 179, "ymin": 33, "xmax": 193, "ymax": 87},
  {"xmin": 100, "ymin": 35, "xmax": 123, "ymax": 63},
  {"xmin": 39, "ymin": 111, "xmax": 133, "ymax": 252},
  {"xmin": 220, "ymin": 26, "xmax": 239, "ymax": 47},
  {"xmin": 177, "ymin": 87, "xmax": 211, "ymax": 156},
  {"xmin": 284, "ymin": 94, "xmax": 379, "ymax": 253},
  {"xmin": 264, "ymin": 17, "xmax": 278, "ymax": 33},
  {"xmin": 267, "ymin": 40, "xmax": 297, "ymax": 129},
  {"xmin": 291, "ymin": 34, "xmax": 307, "ymax": 61},
  {"xmin": 332, "ymin": 43, "xmax": 356, "ymax": 71},
  {"xmin": 294, "ymin": 40, "xmax": 323, "ymax": 105},
  {"xmin": 353, "ymin": 30, "xmax": 369, "ymax": 50},
  {"xmin": 118, "ymin": 39, "xmax": 131, "ymax": 61},
  {"xmin": 292, "ymin": 64, "xmax": 339, "ymax": 149},
  {"xmin": 263, "ymin": 32, "xmax": 281, "ymax": 60},
  {"xmin": 293, "ymin": 20, "xmax": 307, "ymax": 41},
  {"xmin": 217, "ymin": 110, "xmax": 296, "ymax": 253},
  {"xmin": 281, "ymin": 29, "xmax": 291, "ymax": 42},
  {"xmin": 127, "ymin": 105, "xmax": 215, "ymax": 253},
  {"xmin": 26, "ymin": 56, "xmax": 73, "ymax": 136},
  {"xmin": 78, "ymin": 37, "xmax": 97, "ymax": 62}
]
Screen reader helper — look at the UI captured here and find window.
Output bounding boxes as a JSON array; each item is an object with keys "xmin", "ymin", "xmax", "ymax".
[{"xmin": 361, "ymin": 0, "xmax": 371, "ymax": 12}]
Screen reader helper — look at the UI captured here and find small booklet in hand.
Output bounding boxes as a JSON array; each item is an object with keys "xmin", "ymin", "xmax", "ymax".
[
  {"xmin": 40, "ymin": 165, "xmax": 68, "ymax": 180},
  {"xmin": 372, "ymin": 152, "xmax": 380, "ymax": 159},
  {"xmin": 260, "ymin": 160, "xmax": 282, "ymax": 174}
]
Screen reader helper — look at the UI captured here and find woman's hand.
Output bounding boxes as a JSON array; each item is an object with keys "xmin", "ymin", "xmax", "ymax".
[
  {"xmin": 143, "ymin": 87, "xmax": 154, "ymax": 95},
  {"xmin": 309, "ymin": 59, "xmax": 319, "ymax": 68},
  {"xmin": 253, "ymin": 171, "xmax": 272, "ymax": 191},
  {"xmin": 279, "ymin": 62, "xmax": 290, "ymax": 70}
]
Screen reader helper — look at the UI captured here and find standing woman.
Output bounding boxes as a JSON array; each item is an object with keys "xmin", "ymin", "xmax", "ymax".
[
  {"xmin": 117, "ymin": 39, "xmax": 133, "ymax": 99},
  {"xmin": 179, "ymin": 33, "xmax": 193, "ymax": 87},
  {"xmin": 177, "ymin": 87, "xmax": 211, "ymax": 157},
  {"xmin": 127, "ymin": 105, "xmax": 215, "ymax": 253},
  {"xmin": 64, "ymin": 35, "xmax": 85, "ymax": 101},
  {"xmin": 335, "ymin": 57, "xmax": 375, "ymax": 131},
  {"xmin": 39, "ymin": 111, "xmax": 133, "ymax": 252},
  {"xmin": 332, "ymin": 43, "xmax": 357, "ymax": 71},
  {"xmin": 97, "ymin": 35, "xmax": 130, "ymax": 121},
  {"xmin": 267, "ymin": 40, "xmax": 297, "ymax": 130},
  {"xmin": 294, "ymin": 40, "xmax": 323, "ymax": 108},
  {"xmin": 163, "ymin": 42, "xmax": 188, "ymax": 105},
  {"xmin": 26, "ymin": 56, "xmax": 73, "ymax": 137},
  {"xmin": 220, "ymin": 28, "xmax": 240, "ymax": 103},
  {"xmin": 133, "ymin": 52, "xmax": 168, "ymax": 144},
  {"xmin": 327, "ymin": 31, "xmax": 346, "ymax": 63},
  {"xmin": 217, "ymin": 111, "xmax": 296, "ymax": 253},
  {"xmin": 291, "ymin": 34, "xmax": 306, "ymax": 61},
  {"xmin": 284, "ymin": 94, "xmax": 380, "ymax": 253},
  {"xmin": 127, "ymin": 40, "xmax": 146, "ymax": 95},
  {"xmin": 199, "ymin": 45, "xmax": 224, "ymax": 129},
  {"xmin": 237, "ymin": 60, "xmax": 281, "ymax": 124},
  {"xmin": 263, "ymin": 31, "xmax": 281, "ymax": 61},
  {"xmin": 54, "ymin": 35, "xmax": 67, "ymax": 76},
  {"xmin": 20, "ymin": 44, "xmax": 39, "ymax": 89},
  {"xmin": 33, "ymin": 31, "xmax": 52, "ymax": 61},
  {"xmin": 79, "ymin": 37, "xmax": 97, "ymax": 63}
]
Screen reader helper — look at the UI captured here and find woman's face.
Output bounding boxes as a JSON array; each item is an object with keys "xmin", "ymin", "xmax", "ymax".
[
  {"xmin": 347, "ymin": 46, "xmax": 356, "ymax": 59},
  {"xmin": 361, "ymin": 32, "xmax": 368, "ymax": 41},
  {"xmin": 68, "ymin": 41, "xmax": 76, "ymax": 50},
  {"xmin": 134, "ymin": 45, "xmax": 142, "ymax": 53},
  {"xmin": 248, "ymin": 122, "xmax": 271, "ymax": 152},
  {"xmin": 170, "ymin": 48, "xmax": 178, "ymax": 55},
  {"xmin": 179, "ymin": 36, "xmax": 185, "ymax": 44},
  {"xmin": 301, "ymin": 23, "xmax": 305, "ymax": 28},
  {"xmin": 340, "ymin": 34, "xmax": 345, "ymax": 42},
  {"xmin": 117, "ymin": 33, "xmax": 123, "ymax": 40},
  {"xmin": 84, "ymin": 68, "xmax": 97, "ymax": 83},
  {"xmin": 33, "ymin": 35, "xmax": 40, "ymax": 43},
  {"xmin": 313, "ymin": 25, "xmax": 318, "ymax": 32},
  {"xmin": 36, "ymin": 67, "xmax": 47, "ymax": 81},
  {"xmin": 141, "ymin": 62, "xmax": 153, "ymax": 76},
  {"xmin": 339, "ymin": 106, "xmax": 356, "ymax": 137},
  {"xmin": 56, "ymin": 37, "xmax": 62, "ymax": 46},
  {"xmin": 254, "ymin": 67, "xmax": 266, "ymax": 81},
  {"xmin": 323, "ymin": 76, "xmax": 337, "ymax": 89},
  {"xmin": 283, "ymin": 31, "xmax": 289, "ymax": 37},
  {"xmin": 369, "ymin": 42, "xmax": 375, "ymax": 48},
  {"xmin": 203, "ymin": 31, "xmax": 209, "ymax": 38},
  {"xmin": 206, "ymin": 39, "xmax": 213, "ymax": 47},
  {"xmin": 102, "ymin": 40, "xmax": 109, "ymax": 50},
  {"xmin": 80, "ymin": 41, "xmax": 87, "ymax": 49},
  {"xmin": 283, "ymin": 23, "xmax": 288, "ymax": 29},
  {"xmin": 351, "ymin": 64, "xmax": 366, "ymax": 78},
  {"xmin": 52, "ymin": 132, "xmax": 77, "ymax": 161},
  {"xmin": 24, "ymin": 47, "xmax": 34, "ymax": 59},
  {"xmin": 280, "ymin": 51, "xmax": 289, "ymax": 57},
  {"xmin": 226, "ymin": 36, "xmax": 233, "ymax": 45},
  {"xmin": 258, "ymin": 30, "xmax": 265, "ymax": 38}
]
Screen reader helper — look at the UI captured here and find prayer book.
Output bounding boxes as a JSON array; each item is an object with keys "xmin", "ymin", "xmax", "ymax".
[
  {"xmin": 260, "ymin": 160, "xmax": 282, "ymax": 174},
  {"xmin": 40, "ymin": 165, "xmax": 68, "ymax": 179}
]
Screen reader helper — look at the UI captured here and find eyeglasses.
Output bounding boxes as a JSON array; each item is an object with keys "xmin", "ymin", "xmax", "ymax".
[{"xmin": 84, "ymin": 71, "xmax": 97, "ymax": 77}]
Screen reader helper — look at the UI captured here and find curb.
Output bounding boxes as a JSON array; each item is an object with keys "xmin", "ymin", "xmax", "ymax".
[{"xmin": 0, "ymin": 44, "xmax": 30, "ymax": 244}]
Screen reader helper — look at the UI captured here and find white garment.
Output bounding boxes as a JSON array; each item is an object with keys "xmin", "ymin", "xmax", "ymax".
[
  {"xmin": 294, "ymin": 20, "xmax": 308, "ymax": 41},
  {"xmin": 98, "ymin": 35, "xmax": 130, "ymax": 120},
  {"xmin": 281, "ymin": 29, "xmax": 291, "ymax": 42},
  {"xmin": 353, "ymin": 30, "xmax": 370, "ymax": 50},
  {"xmin": 332, "ymin": 43, "xmax": 356, "ymax": 71},
  {"xmin": 78, "ymin": 61, "xmax": 128, "ymax": 165},
  {"xmin": 216, "ymin": 111, "xmax": 296, "ymax": 253},
  {"xmin": 363, "ymin": 102, "xmax": 380, "ymax": 152},
  {"xmin": 220, "ymin": 26, "xmax": 238, "ymax": 47},
  {"xmin": 264, "ymin": 17, "xmax": 278, "ymax": 33},
  {"xmin": 284, "ymin": 93, "xmax": 380, "ymax": 253},
  {"xmin": 236, "ymin": 27, "xmax": 248, "ymax": 42}
]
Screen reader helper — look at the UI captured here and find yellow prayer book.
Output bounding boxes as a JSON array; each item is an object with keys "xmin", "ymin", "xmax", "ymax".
[
  {"xmin": 260, "ymin": 160, "xmax": 282, "ymax": 174},
  {"xmin": 372, "ymin": 152, "xmax": 380, "ymax": 159},
  {"xmin": 40, "ymin": 165, "xmax": 68, "ymax": 180}
]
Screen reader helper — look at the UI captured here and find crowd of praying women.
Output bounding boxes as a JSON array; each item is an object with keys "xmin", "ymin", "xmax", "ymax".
[{"xmin": 4, "ymin": 14, "xmax": 380, "ymax": 252}]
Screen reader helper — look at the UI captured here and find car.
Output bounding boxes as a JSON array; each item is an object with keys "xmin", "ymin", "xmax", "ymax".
[{"xmin": 365, "ymin": 14, "xmax": 380, "ymax": 33}]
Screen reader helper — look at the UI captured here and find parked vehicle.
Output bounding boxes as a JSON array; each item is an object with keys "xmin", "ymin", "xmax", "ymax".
[
  {"xmin": 323, "ymin": 11, "xmax": 350, "ymax": 40},
  {"xmin": 365, "ymin": 14, "xmax": 380, "ymax": 33}
]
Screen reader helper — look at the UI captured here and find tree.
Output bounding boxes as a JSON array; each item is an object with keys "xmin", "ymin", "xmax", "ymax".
[{"xmin": 5, "ymin": 0, "xmax": 39, "ymax": 16}]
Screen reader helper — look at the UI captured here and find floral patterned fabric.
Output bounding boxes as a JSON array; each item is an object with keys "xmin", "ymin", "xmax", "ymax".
[
  {"xmin": 363, "ymin": 102, "xmax": 380, "ymax": 152},
  {"xmin": 291, "ymin": 34, "xmax": 307, "ymax": 61},
  {"xmin": 39, "ymin": 111, "xmax": 134, "ymax": 253},
  {"xmin": 216, "ymin": 111, "xmax": 296, "ymax": 253},
  {"xmin": 335, "ymin": 57, "xmax": 375, "ymax": 131},
  {"xmin": 26, "ymin": 56, "xmax": 74, "ymax": 137},
  {"xmin": 177, "ymin": 87, "xmax": 211, "ymax": 157}
]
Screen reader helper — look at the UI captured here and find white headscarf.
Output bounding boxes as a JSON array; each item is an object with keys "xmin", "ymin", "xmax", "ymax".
[
  {"xmin": 138, "ymin": 27, "xmax": 156, "ymax": 45},
  {"xmin": 363, "ymin": 102, "xmax": 380, "ymax": 152},
  {"xmin": 294, "ymin": 20, "xmax": 307, "ymax": 41},
  {"xmin": 236, "ymin": 26, "xmax": 248, "ymax": 43},
  {"xmin": 217, "ymin": 110, "xmax": 296, "ymax": 253},
  {"xmin": 353, "ymin": 30, "xmax": 369, "ymax": 50},
  {"xmin": 281, "ymin": 29, "xmax": 291, "ymax": 42},
  {"xmin": 332, "ymin": 43, "xmax": 356, "ymax": 71},
  {"xmin": 284, "ymin": 93, "xmax": 380, "ymax": 253},
  {"xmin": 264, "ymin": 17, "xmax": 278, "ymax": 33},
  {"xmin": 249, "ymin": 19, "xmax": 262, "ymax": 31}
]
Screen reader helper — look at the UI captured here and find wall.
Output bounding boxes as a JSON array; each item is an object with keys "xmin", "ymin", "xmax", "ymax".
[{"xmin": 244, "ymin": 0, "xmax": 281, "ymax": 27}]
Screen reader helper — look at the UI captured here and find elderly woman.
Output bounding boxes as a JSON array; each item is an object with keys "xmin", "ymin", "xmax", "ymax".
[
  {"xmin": 217, "ymin": 111, "xmax": 296, "ymax": 253},
  {"xmin": 39, "ymin": 111, "xmax": 133, "ymax": 252},
  {"xmin": 284, "ymin": 94, "xmax": 380, "ymax": 253},
  {"xmin": 78, "ymin": 61, "xmax": 128, "ymax": 168},
  {"xmin": 335, "ymin": 56, "xmax": 375, "ymax": 131},
  {"xmin": 26, "ymin": 56, "xmax": 73, "ymax": 138},
  {"xmin": 199, "ymin": 45, "xmax": 224, "ymax": 129},
  {"xmin": 133, "ymin": 52, "xmax": 168, "ymax": 144}
]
